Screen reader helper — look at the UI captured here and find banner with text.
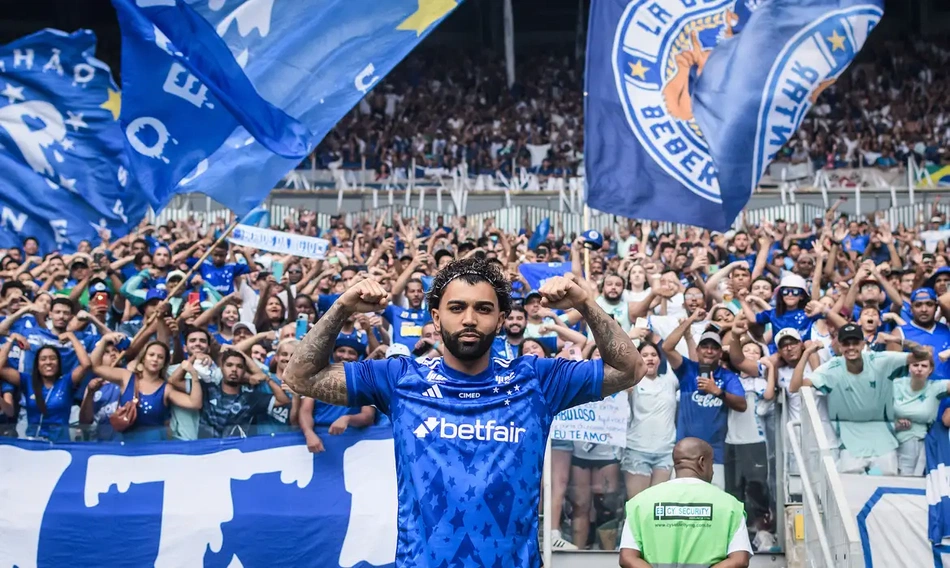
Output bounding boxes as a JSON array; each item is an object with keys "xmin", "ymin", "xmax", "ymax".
[
  {"xmin": 0, "ymin": 427, "xmax": 396, "ymax": 568},
  {"xmin": 551, "ymin": 393, "xmax": 629, "ymax": 448},
  {"xmin": 229, "ymin": 224, "xmax": 329, "ymax": 259}
]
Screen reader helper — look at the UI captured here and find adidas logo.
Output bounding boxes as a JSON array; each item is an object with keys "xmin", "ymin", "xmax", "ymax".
[{"xmin": 421, "ymin": 385, "xmax": 444, "ymax": 399}]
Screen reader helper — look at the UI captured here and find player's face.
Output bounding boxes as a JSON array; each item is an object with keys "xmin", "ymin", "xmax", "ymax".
[{"xmin": 432, "ymin": 280, "xmax": 505, "ymax": 362}]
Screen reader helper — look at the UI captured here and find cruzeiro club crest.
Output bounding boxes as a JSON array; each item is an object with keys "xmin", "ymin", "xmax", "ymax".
[{"xmin": 612, "ymin": 0, "xmax": 881, "ymax": 203}]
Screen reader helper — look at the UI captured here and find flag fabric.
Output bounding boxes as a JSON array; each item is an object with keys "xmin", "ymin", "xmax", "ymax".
[
  {"xmin": 585, "ymin": 0, "xmax": 882, "ymax": 230},
  {"xmin": 0, "ymin": 29, "xmax": 147, "ymax": 253},
  {"xmin": 519, "ymin": 262, "xmax": 572, "ymax": 291},
  {"xmin": 0, "ymin": 426, "xmax": 398, "ymax": 568},
  {"xmin": 114, "ymin": 0, "xmax": 463, "ymax": 216},
  {"xmin": 527, "ymin": 217, "xmax": 551, "ymax": 250},
  {"xmin": 927, "ymin": 399, "xmax": 950, "ymax": 550},
  {"xmin": 239, "ymin": 206, "xmax": 270, "ymax": 228}
]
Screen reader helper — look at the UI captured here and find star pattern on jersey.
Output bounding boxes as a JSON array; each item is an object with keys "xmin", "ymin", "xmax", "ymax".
[{"xmin": 389, "ymin": 356, "xmax": 581, "ymax": 567}]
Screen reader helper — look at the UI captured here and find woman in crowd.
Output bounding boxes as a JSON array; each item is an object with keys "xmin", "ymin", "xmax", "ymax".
[
  {"xmin": 254, "ymin": 282, "xmax": 294, "ymax": 333},
  {"xmin": 621, "ymin": 340, "xmax": 677, "ymax": 499},
  {"xmin": 0, "ymin": 331, "xmax": 91, "ymax": 441},
  {"xmin": 90, "ymin": 333, "xmax": 202, "ymax": 441},
  {"xmin": 893, "ymin": 357, "xmax": 950, "ymax": 475}
]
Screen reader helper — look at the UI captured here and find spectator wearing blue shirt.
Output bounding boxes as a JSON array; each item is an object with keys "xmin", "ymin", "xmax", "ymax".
[
  {"xmin": 661, "ymin": 312, "xmax": 747, "ymax": 489},
  {"xmin": 186, "ymin": 243, "xmax": 251, "ymax": 296},
  {"xmin": 897, "ymin": 288, "xmax": 950, "ymax": 379},
  {"xmin": 742, "ymin": 273, "xmax": 821, "ymax": 344},
  {"xmin": 78, "ymin": 340, "xmax": 125, "ymax": 441},
  {"xmin": 726, "ymin": 230, "xmax": 757, "ymax": 265},
  {"xmin": 0, "ymin": 332, "xmax": 92, "ymax": 441},
  {"xmin": 842, "ymin": 221, "xmax": 870, "ymax": 255},
  {"xmin": 299, "ymin": 335, "xmax": 376, "ymax": 453}
]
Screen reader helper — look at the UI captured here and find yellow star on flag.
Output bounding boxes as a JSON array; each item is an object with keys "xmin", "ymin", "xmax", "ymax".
[
  {"xmin": 628, "ymin": 60, "xmax": 648, "ymax": 80},
  {"xmin": 827, "ymin": 30, "xmax": 846, "ymax": 52},
  {"xmin": 100, "ymin": 88, "xmax": 121, "ymax": 121},
  {"xmin": 397, "ymin": 0, "xmax": 457, "ymax": 36}
]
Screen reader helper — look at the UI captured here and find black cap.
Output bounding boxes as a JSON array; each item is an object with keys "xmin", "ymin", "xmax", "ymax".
[{"xmin": 837, "ymin": 323, "xmax": 864, "ymax": 343}]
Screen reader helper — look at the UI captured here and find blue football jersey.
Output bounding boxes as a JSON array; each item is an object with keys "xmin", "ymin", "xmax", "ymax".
[{"xmin": 344, "ymin": 355, "xmax": 604, "ymax": 567}]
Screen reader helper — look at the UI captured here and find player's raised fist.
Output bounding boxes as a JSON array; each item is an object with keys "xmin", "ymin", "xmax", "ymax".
[
  {"xmin": 539, "ymin": 273, "xmax": 589, "ymax": 310},
  {"xmin": 338, "ymin": 278, "xmax": 390, "ymax": 315}
]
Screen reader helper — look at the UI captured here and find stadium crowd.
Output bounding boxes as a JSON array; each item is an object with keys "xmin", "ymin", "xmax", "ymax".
[
  {"xmin": 309, "ymin": 38, "xmax": 949, "ymax": 180},
  {"xmin": 3, "ymin": 194, "xmax": 950, "ymax": 550}
]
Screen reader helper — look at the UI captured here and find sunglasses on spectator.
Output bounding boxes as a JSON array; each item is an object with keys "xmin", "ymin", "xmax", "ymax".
[{"xmin": 781, "ymin": 288, "xmax": 804, "ymax": 297}]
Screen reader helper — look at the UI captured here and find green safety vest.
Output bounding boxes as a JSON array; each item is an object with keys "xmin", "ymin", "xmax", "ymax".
[{"xmin": 624, "ymin": 479, "xmax": 746, "ymax": 568}]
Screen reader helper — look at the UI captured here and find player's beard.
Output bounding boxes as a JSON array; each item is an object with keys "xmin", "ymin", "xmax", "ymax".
[{"xmin": 441, "ymin": 327, "xmax": 496, "ymax": 361}]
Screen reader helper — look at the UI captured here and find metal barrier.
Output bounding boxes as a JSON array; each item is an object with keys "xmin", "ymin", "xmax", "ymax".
[{"xmin": 787, "ymin": 388, "xmax": 863, "ymax": 568}]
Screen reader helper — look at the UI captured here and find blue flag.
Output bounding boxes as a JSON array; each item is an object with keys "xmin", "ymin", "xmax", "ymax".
[
  {"xmin": 114, "ymin": 0, "xmax": 462, "ymax": 216},
  {"xmin": 0, "ymin": 29, "xmax": 148, "ymax": 253},
  {"xmin": 928, "ymin": 399, "xmax": 950, "ymax": 550},
  {"xmin": 585, "ymin": 0, "xmax": 882, "ymax": 230},
  {"xmin": 518, "ymin": 262, "xmax": 572, "ymax": 291},
  {"xmin": 0, "ymin": 427, "xmax": 398, "ymax": 567},
  {"xmin": 239, "ymin": 206, "xmax": 270, "ymax": 228},
  {"xmin": 527, "ymin": 217, "xmax": 550, "ymax": 251}
]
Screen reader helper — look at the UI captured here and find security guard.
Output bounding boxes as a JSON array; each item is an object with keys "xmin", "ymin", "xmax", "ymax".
[{"xmin": 619, "ymin": 438, "xmax": 752, "ymax": 568}]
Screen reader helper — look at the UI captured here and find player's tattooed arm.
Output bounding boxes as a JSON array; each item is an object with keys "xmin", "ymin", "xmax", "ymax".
[
  {"xmin": 576, "ymin": 299, "xmax": 647, "ymax": 396},
  {"xmin": 284, "ymin": 303, "xmax": 349, "ymax": 405}
]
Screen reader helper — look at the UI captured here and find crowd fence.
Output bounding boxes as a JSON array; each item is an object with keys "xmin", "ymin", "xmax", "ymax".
[
  {"xmin": 790, "ymin": 388, "xmax": 863, "ymax": 568},
  {"xmin": 149, "ymin": 201, "xmax": 869, "ymax": 239}
]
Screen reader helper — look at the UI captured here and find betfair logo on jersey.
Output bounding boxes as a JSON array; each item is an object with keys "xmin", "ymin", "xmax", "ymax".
[
  {"xmin": 412, "ymin": 417, "xmax": 526, "ymax": 443},
  {"xmin": 653, "ymin": 502, "xmax": 714, "ymax": 521}
]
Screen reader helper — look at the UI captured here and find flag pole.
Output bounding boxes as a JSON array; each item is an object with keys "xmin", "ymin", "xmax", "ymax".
[
  {"xmin": 122, "ymin": 218, "xmax": 241, "ymax": 356},
  {"xmin": 583, "ymin": 205, "xmax": 591, "ymax": 278}
]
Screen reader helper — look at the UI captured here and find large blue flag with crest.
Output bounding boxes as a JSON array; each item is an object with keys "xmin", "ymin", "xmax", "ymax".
[
  {"xmin": 0, "ymin": 29, "xmax": 148, "ymax": 253},
  {"xmin": 113, "ymin": 0, "xmax": 462, "ymax": 216},
  {"xmin": 585, "ymin": 0, "xmax": 882, "ymax": 230}
]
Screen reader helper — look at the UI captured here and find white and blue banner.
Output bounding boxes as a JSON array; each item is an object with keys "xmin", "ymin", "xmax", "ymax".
[
  {"xmin": 585, "ymin": 0, "xmax": 882, "ymax": 230},
  {"xmin": 518, "ymin": 262, "xmax": 572, "ymax": 291},
  {"xmin": 0, "ymin": 427, "xmax": 397, "ymax": 568},
  {"xmin": 552, "ymin": 393, "xmax": 629, "ymax": 448},
  {"xmin": 228, "ymin": 225, "xmax": 329, "ymax": 259},
  {"xmin": 928, "ymin": 416, "xmax": 950, "ymax": 562}
]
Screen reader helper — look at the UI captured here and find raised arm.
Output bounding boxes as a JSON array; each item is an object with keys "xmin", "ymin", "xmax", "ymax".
[
  {"xmin": 727, "ymin": 316, "xmax": 762, "ymax": 376},
  {"xmin": 285, "ymin": 279, "xmax": 390, "ymax": 405},
  {"xmin": 539, "ymin": 274, "xmax": 645, "ymax": 397}
]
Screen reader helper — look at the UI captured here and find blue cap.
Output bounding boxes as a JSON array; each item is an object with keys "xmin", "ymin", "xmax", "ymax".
[
  {"xmin": 910, "ymin": 287, "xmax": 937, "ymax": 303},
  {"xmin": 334, "ymin": 332, "xmax": 366, "ymax": 355},
  {"xmin": 580, "ymin": 229, "xmax": 604, "ymax": 251},
  {"xmin": 144, "ymin": 288, "xmax": 167, "ymax": 304}
]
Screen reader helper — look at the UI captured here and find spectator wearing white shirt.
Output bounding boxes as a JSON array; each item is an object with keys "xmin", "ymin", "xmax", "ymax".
[{"xmin": 621, "ymin": 340, "xmax": 677, "ymax": 500}]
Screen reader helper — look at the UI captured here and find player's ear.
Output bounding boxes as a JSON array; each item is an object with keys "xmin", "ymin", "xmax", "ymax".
[
  {"xmin": 496, "ymin": 312, "xmax": 506, "ymax": 334},
  {"xmin": 430, "ymin": 308, "xmax": 441, "ymax": 332}
]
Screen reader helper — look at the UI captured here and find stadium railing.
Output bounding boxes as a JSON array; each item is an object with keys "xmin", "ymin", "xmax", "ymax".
[{"xmin": 786, "ymin": 388, "xmax": 863, "ymax": 568}]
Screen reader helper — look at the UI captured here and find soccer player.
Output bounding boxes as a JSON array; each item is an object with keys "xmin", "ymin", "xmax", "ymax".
[{"xmin": 285, "ymin": 257, "xmax": 646, "ymax": 567}]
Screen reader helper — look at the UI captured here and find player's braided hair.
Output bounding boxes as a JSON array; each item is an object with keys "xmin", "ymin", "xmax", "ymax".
[{"xmin": 427, "ymin": 257, "xmax": 512, "ymax": 315}]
